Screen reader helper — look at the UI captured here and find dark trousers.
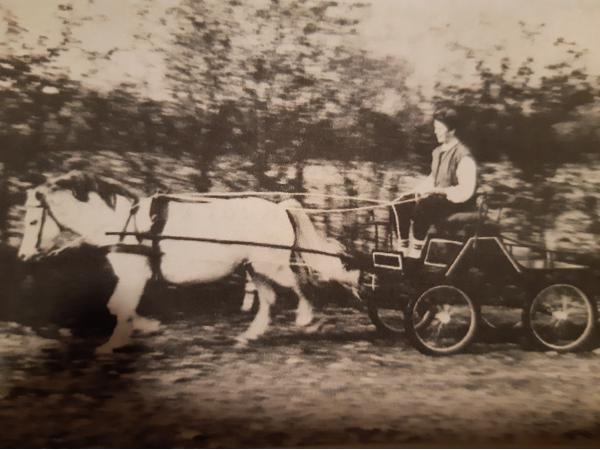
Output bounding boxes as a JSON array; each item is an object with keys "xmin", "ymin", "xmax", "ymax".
[{"xmin": 395, "ymin": 194, "xmax": 474, "ymax": 240}]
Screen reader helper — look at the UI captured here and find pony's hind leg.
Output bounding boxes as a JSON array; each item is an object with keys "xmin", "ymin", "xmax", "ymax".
[
  {"xmin": 283, "ymin": 267, "xmax": 328, "ymax": 332},
  {"xmin": 241, "ymin": 265, "xmax": 257, "ymax": 312},
  {"xmin": 236, "ymin": 277, "xmax": 275, "ymax": 344},
  {"xmin": 256, "ymin": 261, "xmax": 315, "ymax": 328},
  {"xmin": 96, "ymin": 253, "xmax": 152, "ymax": 354}
]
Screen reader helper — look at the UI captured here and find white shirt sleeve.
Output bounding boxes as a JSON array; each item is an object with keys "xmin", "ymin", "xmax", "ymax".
[
  {"xmin": 445, "ymin": 157, "xmax": 477, "ymax": 203},
  {"xmin": 415, "ymin": 175, "xmax": 434, "ymax": 194}
]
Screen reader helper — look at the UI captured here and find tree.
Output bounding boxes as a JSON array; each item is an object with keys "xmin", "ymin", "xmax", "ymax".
[
  {"xmin": 432, "ymin": 21, "xmax": 599, "ymax": 169},
  {"xmin": 166, "ymin": 0, "xmax": 377, "ymax": 188}
]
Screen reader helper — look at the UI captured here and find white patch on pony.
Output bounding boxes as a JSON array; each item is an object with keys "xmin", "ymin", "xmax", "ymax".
[
  {"xmin": 159, "ymin": 198, "xmax": 296, "ymax": 285},
  {"xmin": 43, "ymin": 190, "xmax": 136, "ymax": 247}
]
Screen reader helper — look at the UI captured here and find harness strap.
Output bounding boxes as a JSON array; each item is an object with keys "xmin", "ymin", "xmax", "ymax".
[
  {"xmin": 35, "ymin": 193, "xmax": 79, "ymax": 250},
  {"xmin": 148, "ymin": 195, "xmax": 170, "ymax": 282},
  {"xmin": 39, "ymin": 195, "xmax": 72, "ymax": 233},
  {"xmin": 35, "ymin": 202, "xmax": 48, "ymax": 250},
  {"xmin": 149, "ymin": 194, "xmax": 169, "ymax": 235},
  {"xmin": 118, "ymin": 203, "xmax": 142, "ymax": 243},
  {"xmin": 109, "ymin": 243, "xmax": 157, "ymax": 257},
  {"xmin": 110, "ymin": 195, "xmax": 170, "ymax": 282}
]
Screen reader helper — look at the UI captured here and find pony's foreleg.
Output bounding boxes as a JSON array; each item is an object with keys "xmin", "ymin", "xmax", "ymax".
[
  {"xmin": 295, "ymin": 295, "xmax": 314, "ymax": 327},
  {"xmin": 236, "ymin": 278, "xmax": 275, "ymax": 343},
  {"xmin": 96, "ymin": 253, "xmax": 152, "ymax": 354}
]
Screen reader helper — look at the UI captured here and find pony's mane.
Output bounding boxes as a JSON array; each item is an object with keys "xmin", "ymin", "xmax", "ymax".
[{"xmin": 47, "ymin": 171, "xmax": 137, "ymax": 209}]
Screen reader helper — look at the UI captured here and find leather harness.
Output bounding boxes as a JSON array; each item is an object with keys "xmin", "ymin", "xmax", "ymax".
[{"xmin": 110, "ymin": 194, "xmax": 169, "ymax": 282}]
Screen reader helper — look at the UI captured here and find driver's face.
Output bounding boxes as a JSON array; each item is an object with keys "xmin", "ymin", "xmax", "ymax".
[{"xmin": 434, "ymin": 120, "xmax": 453, "ymax": 144}]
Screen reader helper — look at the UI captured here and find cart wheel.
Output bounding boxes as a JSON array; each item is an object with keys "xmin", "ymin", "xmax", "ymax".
[
  {"xmin": 368, "ymin": 298, "xmax": 434, "ymax": 337},
  {"xmin": 368, "ymin": 301, "xmax": 405, "ymax": 337},
  {"xmin": 523, "ymin": 284, "xmax": 597, "ymax": 352},
  {"xmin": 405, "ymin": 285, "xmax": 480, "ymax": 356}
]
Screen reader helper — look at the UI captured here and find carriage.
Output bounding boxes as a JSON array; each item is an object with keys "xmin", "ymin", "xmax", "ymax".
[
  {"xmin": 362, "ymin": 192, "xmax": 599, "ymax": 356},
  {"xmin": 18, "ymin": 172, "xmax": 599, "ymax": 356}
]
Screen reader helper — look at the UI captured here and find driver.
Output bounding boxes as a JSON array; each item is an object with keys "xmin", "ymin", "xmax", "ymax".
[{"xmin": 396, "ymin": 109, "xmax": 478, "ymax": 258}]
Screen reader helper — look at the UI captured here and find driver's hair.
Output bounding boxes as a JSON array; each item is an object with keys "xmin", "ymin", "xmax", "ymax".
[{"xmin": 433, "ymin": 108, "xmax": 461, "ymax": 132}]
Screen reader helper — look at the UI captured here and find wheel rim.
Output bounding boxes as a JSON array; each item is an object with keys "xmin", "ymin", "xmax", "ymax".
[
  {"xmin": 529, "ymin": 284, "xmax": 594, "ymax": 351},
  {"xmin": 411, "ymin": 285, "xmax": 477, "ymax": 353},
  {"xmin": 374, "ymin": 306, "xmax": 405, "ymax": 333},
  {"xmin": 373, "ymin": 302, "xmax": 432, "ymax": 333}
]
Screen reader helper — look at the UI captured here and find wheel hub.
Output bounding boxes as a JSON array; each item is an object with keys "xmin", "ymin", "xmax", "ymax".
[
  {"xmin": 553, "ymin": 310, "xmax": 568, "ymax": 321},
  {"xmin": 436, "ymin": 310, "xmax": 451, "ymax": 324}
]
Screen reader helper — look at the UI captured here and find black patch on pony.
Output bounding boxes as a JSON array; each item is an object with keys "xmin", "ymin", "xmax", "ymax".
[{"xmin": 49, "ymin": 171, "xmax": 138, "ymax": 209}]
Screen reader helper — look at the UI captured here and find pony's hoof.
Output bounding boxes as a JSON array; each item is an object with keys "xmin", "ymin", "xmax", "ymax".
[
  {"xmin": 95, "ymin": 337, "xmax": 131, "ymax": 355},
  {"xmin": 95, "ymin": 343, "xmax": 116, "ymax": 355},
  {"xmin": 234, "ymin": 337, "xmax": 249, "ymax": 349},
  {"xmin": 295, "ymin": 315, "xmax": 314, "ymax": 328},
  {"xmin": 133, "ymin": 316, "xmax": 161, "ymax": 334},
  {"xmin": 303, "ymin": 318, "xmax": 328, "ymax": 334}
]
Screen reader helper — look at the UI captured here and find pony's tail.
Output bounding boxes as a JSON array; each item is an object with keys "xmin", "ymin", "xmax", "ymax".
[{"xmin": 279, "ymin": 199, "xmax": 346, "ymax": 283}]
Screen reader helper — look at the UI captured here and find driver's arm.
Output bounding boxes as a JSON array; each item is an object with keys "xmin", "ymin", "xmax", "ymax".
[
  {"xmin": 415, "ymin": 175, "xmax": 434, "ymax": 195},
  {"xmin": 443, "ymin": 157, "xmax": 477, "ymax": 203}
]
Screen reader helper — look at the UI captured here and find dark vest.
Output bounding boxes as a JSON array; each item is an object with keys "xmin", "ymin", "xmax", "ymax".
[{"xmin": 431, "ymin": 140, "xmax": 474, "ymax": 189}]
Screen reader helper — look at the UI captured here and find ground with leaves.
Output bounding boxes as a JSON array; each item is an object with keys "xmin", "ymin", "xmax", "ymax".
[{"xmin": 2, "ymin": 303, "xmax": 600, "ymax": 448}]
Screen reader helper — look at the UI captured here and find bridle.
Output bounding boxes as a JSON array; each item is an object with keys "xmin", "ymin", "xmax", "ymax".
[{"xmin": 31, "ymin": 191, "xmax": 78, "ymax": 251}]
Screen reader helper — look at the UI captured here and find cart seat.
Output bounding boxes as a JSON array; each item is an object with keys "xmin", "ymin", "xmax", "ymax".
[
  {"xmin": 430, "ymin": 216, "xmax": 500, "ymax": 241},
  {"xmin": 429, "ymin": 193, "xmax": 501, "ymax": 240},
  {"xmin": 445, "ymin": 211, "xmax": 481, "ymax": 224}
]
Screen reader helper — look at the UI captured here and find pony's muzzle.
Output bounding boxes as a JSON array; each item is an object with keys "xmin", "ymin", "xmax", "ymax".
[{"xmin": 17, "ymin": 251, "xmax": 40, "ymax": 262}]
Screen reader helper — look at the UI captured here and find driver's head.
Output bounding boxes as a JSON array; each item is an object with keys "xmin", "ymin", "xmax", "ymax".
[{"xmin": 433, "ymin": 109, "xmax": 460, "ymax": 144}]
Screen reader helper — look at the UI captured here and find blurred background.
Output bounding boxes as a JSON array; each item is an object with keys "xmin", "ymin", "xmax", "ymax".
[{"xmin": 0, "ymin": 0, "xmax": 598, "ymax": 253}]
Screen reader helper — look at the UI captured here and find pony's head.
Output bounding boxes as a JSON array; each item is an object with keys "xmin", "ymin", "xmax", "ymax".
[{"xmin": 18, "ymin": 171, "xmax": 136, "ymax": 261}]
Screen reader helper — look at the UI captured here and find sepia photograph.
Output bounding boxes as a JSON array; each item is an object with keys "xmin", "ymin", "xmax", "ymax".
[{"xmin": 0, "ymin": 0, "xmax": 599, "ymax": 447}]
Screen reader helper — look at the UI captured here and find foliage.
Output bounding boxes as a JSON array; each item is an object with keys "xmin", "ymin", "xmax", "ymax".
[
  {"xmin": 0, "ymin": 2, "xmax": 598, "ymax": 174},
  {"xmin": 433, "ymin": 23, "xmax": 600, "ymax": 172}
]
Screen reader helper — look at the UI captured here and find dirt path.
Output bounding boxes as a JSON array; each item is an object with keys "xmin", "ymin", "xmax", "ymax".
[{"xmin": 1, "ymin": 306, "xmax": 600, "ymax": 447}]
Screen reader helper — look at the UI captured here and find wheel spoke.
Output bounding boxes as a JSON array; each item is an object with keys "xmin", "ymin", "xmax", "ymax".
[
  {"xmin": 408, "ymin": 285, "xmax": 478, "ymax": 355},
  {"xmin": 529, "ymin": 284, "xmax": 595, "ymax": 351}
]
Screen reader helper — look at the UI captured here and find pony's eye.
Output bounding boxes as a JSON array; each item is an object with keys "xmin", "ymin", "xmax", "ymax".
[{"xmin": 30, "ymin": 220, "xmax": 38, "ymax": 226}]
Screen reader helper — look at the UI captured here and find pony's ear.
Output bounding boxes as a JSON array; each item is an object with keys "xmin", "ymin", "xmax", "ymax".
[
  {"xmin": 70, "ymin": 173, "xmax": 93, "ymax": 203},
  {"xmin": 103, "ymin": 189, "xmax": 117, "ymax": 209},
  {"xmin": 95, "ymin": 178, "xmax": 132, "ymax": 210},
  {"xmin": 53, "ymin": 172, "xmax": 92, "ymax": 203}
]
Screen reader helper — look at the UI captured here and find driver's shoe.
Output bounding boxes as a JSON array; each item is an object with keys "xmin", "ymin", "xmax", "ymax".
[{"xmin": 407, "ymin": 239, "xmax": 425, "ymax": 259}]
